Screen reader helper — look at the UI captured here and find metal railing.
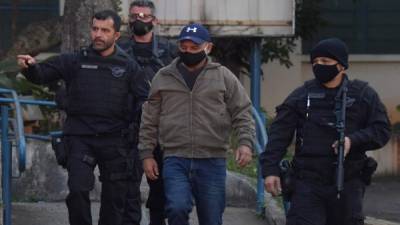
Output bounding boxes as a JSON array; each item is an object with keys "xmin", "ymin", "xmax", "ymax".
[
  {"xmin": 0, "ymin": 87, "xmax": 270, "ymax": 224},
  {"xmin": 0, "ymin": 88, "xmax": 57, "ymax": 225},
  {"xmin": 252, "ymin": 106, "xmax": 268, "ymax": 216},
  {"xmin": 250, "ymin": 37, "xmax": 269, "ymax": 217}
]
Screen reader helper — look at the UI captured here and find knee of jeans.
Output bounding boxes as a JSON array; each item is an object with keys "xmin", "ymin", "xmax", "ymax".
[{"xmin": 166, "ymin": 200, "xmax": 192, "ymax": 216}]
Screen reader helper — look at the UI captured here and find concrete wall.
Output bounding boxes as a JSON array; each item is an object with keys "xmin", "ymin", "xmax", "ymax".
[
  {"xmin": 1, "ymin": 140, "xmax": 257, "ymax": 206},
  {"xmin": 10, "ymin": 140, "xmax": 101, "ymax": 201},
  {"xmin": 368, "ymin": 136, "xmax": 400, "ymax": 176}
]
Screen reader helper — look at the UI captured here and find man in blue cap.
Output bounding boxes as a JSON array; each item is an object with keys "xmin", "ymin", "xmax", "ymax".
[
  {"xmin": 260, "ymin": 38, "xmax": 391, "ymax": 225},
  {"xmin": 138, "ymin": 23, "xmax": 256, "ymax": 225}
]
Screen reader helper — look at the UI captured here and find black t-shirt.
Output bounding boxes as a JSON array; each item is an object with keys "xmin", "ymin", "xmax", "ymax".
[{"xmin": 177, "ymin": 61, "xmax": 204, "ymax": 91}]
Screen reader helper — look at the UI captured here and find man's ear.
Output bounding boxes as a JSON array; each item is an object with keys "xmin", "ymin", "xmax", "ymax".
[
  {"xmin": 337, "ymin": 63, "xmax": 345, "ymax": 72},
  {"xmin": 206, "ymin": 43, "xmax": 214, "ymax": 54},
  {"xmin": 115, "ymin": 31, "xmax": 121, "ymax": 40},
  {"xmin": 152, "ymin": 17, "xmax": 158, "ymax": 26}
]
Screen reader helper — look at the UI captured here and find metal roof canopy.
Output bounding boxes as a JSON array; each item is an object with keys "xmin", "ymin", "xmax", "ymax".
[{"xmin": 152, "ymin": 0, "xmax": 295, "ymax": 37}]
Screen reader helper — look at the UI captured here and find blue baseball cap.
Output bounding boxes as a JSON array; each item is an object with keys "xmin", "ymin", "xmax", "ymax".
[{"xmin": 178, "ymin": 23, "xmax": 211, "ymax": 44}]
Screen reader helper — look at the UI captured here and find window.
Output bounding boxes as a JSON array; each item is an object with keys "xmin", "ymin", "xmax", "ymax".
[{"xmin": 302, "ymin": 0, "xmax": 400, "ymax": 54}]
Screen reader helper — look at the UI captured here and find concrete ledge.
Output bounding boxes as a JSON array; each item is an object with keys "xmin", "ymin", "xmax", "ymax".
[
  {"xmin": 8, "ymin": 140, "xmax": 260, "ymax": 207},
  {"xmin": 140, "ymin": 171, "xmax": 258, "ymax": 208},
  {"xmin": 366, "ymin": 217, "xmax": 400, "ymax": 225}
]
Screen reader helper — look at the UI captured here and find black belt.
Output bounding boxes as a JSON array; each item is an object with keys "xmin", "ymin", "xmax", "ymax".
[{"xmin": 66, "ymin": 129, "xmax": 130, "ymax": 138}]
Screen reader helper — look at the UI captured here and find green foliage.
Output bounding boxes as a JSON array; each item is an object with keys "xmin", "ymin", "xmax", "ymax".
[
  {"xmin": 212, "ymin": 0, "xmax": 325, "ymax": 72},
  {"xmin": 0, "ymin": 59, "xmax": 19, "ymax": 88},
  {"xmin": 0, "ymin": 58, "xmax": 58, "ymax": 133},
  {"xmin": 228, "ymin": 132, "xmax": 257, "ymax": 178},
  {"xmin": 0, "ymin": 58, "xmax": 54, "ymax": 98},
  {"xmin": 226, "ymin": 147, "xmax": 293, "ymax": 179},
  {"xmin": 227, "ymin": 150, "xmax": 258, "ymax": 179}
]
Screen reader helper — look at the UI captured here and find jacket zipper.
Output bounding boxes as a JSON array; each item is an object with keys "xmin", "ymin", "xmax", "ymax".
[
  {"xmin": 189, "ymin": 69, "xmax": 207, "ymax": 158},
  {"xmin": 164, "ymin": 67, "xmax": 209, "ymax": 159},
  {"xmin": 190, "ymin": 92, "xmax": 194, "ymax": 158}
]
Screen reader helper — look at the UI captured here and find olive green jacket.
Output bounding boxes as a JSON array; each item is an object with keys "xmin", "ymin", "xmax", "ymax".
[{"xmin": 139, "ymin": 58, "xmax": 255, "ymax": 159}]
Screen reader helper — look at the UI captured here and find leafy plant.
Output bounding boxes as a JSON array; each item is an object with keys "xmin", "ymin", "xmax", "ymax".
[
  {"xmin": 227, "ymin": 150, "xmax": 258, "ymax": 179},
  {"xmin": 212, "ymin": 0, "xmax": 325, "ymax": 72},
  {"xmin": 0, "ymin": 59, "xmax": 19, "ymax": 88},
  {"xmin": 0, "ymin": 57, "xmax": 59, "ymax": 133}
]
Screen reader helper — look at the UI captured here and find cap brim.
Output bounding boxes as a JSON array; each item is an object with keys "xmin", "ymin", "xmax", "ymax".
[{"xmin": 178, "ymin": 36, "xmax": 205, "ymax": 44}]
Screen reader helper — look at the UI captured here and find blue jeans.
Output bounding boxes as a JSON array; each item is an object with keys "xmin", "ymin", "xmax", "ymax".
[{"xmin": 163, "ymin": 156, "xmax": 226, "ymax": 225}]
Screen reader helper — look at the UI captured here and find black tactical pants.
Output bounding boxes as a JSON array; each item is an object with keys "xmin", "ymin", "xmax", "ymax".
[
  {"xmin": 286, "ymin": 177, "xmax": 366, "ymax": 225},
  {"xmin": 65, "ymin": 135, "xmax": 142, "ymax": 225},
  {"xmin": 146, "ymin": 145, "xmax": 166, "ymax": 225}
]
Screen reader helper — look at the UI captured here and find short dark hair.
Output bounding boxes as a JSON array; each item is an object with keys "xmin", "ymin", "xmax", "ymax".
[
  {"xmin": 92, "ymin": 10, "xmax": 122, "ymax": 32},
  {"xmin": 129, "ymin": 1, "xmax": 156, "ymax": 14}
]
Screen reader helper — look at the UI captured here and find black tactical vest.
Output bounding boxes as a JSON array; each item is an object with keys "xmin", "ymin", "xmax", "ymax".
[
  {"xmin": 65, "ymin": 48, "xmax": 132, "ymax": 121},
  {"xmin": 118, "ymin": 35, "xmax": 176, "ymax": 82},
  {"xmin": 293, "ymin": 78, "xmax": 368, "ymax": 173}
]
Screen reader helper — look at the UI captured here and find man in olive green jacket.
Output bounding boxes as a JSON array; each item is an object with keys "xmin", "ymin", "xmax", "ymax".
[{"xmin": 138, "ymin": 23, "xmax": 255, "ymax": 225}]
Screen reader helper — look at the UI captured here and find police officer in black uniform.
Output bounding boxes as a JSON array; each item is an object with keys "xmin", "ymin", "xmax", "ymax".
[
  {"xmin": 118, "ymin": 1, "xmax": 176, "ymax": 225},
  {"xmin": 17, "ymin": 10, "xmax": 146, "ymax": 225},
  {"xmin": 260, "ymin": 38, "xmax": 391, "ymax": 225}
]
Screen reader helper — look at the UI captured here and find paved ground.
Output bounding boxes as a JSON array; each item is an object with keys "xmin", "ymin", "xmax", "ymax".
[
  {"xmin": 8, "ymin": 176, "xmax": 400, "ymax": 225},
  {"xmin": 364, "ymin": 176, "xmax": 400, "ymax": 223},
  {"xmin": 11, "ymin": 202, "xmax": 267, "ymax": 225}
]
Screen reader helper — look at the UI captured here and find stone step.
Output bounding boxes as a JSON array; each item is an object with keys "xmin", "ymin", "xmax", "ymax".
[{"xmin": 366, "ymin": 217, "xmax": 400, "ymax": 225}]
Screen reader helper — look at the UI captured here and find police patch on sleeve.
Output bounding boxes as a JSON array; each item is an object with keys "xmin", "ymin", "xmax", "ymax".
[
  {"xmin": 81, "ymin": 64, "xmax": 98, "ymax": 69},
  {"xmin": 110, "ymin": 66, "xmax": 126, "ymax": 78}
]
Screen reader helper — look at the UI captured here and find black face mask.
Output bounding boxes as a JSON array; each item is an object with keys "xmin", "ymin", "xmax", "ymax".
[
  {"xmin": 179, "ymin": 50, "xmax": 207, "ymax": 66},
  {"xmin": 130, "ymin": 20, "xmax": 153, "ymax": 36},
  {"xmin": 313, "ymin": 64, "xmax": 340, "ymax": 83}
]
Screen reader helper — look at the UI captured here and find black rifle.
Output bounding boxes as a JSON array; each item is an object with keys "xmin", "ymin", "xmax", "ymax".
[{"xmin": 334, "ymin": 82, "xmax": 348, "ymax": 199}]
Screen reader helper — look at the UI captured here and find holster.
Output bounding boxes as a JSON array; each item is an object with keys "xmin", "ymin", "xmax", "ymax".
[
  {"xmin": 344, "ymin": 157, "xmax": 377, "ymax": 186},
  {"xmin": 361, "ymin": 157, "xmax": 378, "ymax": 185},
  {"xmin": 51, "ymin": 135, "xmax": 68, "ymax": 168},
  {"xmin": 99, "ymin": 148, "xmax": 143, "ymax": 182},
  {"xmin": 279, "ymin": 159, "xmax": 294, "ymax": 201}
]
